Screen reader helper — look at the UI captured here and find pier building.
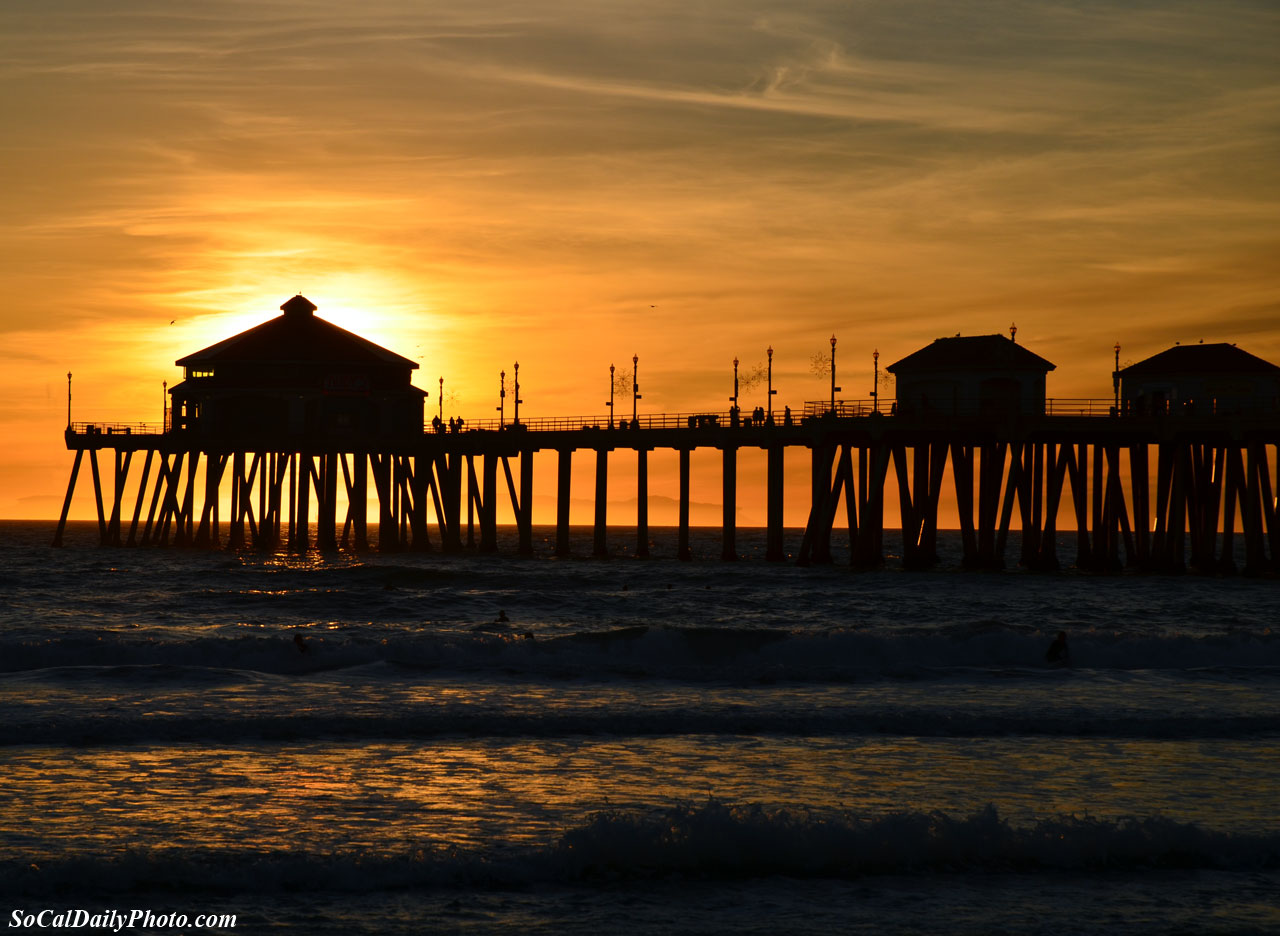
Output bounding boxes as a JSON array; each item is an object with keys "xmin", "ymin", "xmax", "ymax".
[
  {"xmin": 887, "ymin": 333, "xmax": 1055, "ymax": 418},
  {"xmin": 1118, "ymin": 343, "xmax": 1280, "ymax": 416}
]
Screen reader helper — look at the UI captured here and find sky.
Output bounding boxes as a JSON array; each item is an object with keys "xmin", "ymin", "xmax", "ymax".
[{"xmin": 3, "ymin": 0, "xmax": 1278, "ymax": 522}]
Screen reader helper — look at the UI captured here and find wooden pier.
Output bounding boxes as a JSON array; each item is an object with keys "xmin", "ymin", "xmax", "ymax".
[{"xmin": 53, "ymin": 410, "xmax": 1280, "ymax": 574}]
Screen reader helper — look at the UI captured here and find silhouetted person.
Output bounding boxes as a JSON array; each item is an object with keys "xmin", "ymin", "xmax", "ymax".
[
  {"xmin": 294, "ymin": 633, "xmax": 309, "ymax": 654},
  {"xmin": 497, "ymin": 610, "xmax": 510, "ymax": 623},
  {"xmin": 1046, "ymin": 631, "xmax": 1070, "ymax": 666}
]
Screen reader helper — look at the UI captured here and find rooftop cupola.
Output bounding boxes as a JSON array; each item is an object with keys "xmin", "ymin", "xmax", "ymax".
[{"xmin": 280, "ymin": 294, "xmax": 317, "ymax": 317}]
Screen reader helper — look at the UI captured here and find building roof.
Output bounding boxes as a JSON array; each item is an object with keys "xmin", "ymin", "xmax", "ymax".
[
  {"xmin": 175, "ymin": 296, "xmax": 419, "ymax": 369},
  {"xmin": 886, "ymin": 335, "xmax": 1056, "ymax": 374},
  {"xmin": 1119, "ymin": 343, "xmax": 1280, "ymax": 378}
]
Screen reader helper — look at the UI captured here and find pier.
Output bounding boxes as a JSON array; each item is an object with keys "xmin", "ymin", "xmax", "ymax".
[
  {"xmin": 52, "ymin": 298, "xmax": 1280, "ymax": 573},
  {"xmin": 54, "ymin": 409, "xmax": 1280, "ymax": 574}
]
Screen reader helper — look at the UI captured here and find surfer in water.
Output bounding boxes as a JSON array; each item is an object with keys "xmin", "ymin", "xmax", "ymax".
[{"xmin": 1045, "ymin": 630, "xmax": 1070, "ymax": 666}]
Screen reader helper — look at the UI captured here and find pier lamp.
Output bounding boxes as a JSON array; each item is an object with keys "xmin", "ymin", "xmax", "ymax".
[
  {"xmin": 607, "ymin": 363, "xmax": 615, "ymax": 428},
  {"xmin": 439, "ymin": 377, "xmax": 444, "ymax": 425},
  {"xmin": 632, "ymin": 353, "xmax": 640, "ymax": 425},
  {"xmin": 513, "ymin": 361, "xmax": 522, "ymax": 426},
  {"xmin": 498, "ymin": 369, "xmax": 505, "ymax": 428},
  {"xmin": 1113, "ymin": 342, "xmax": 1121, "ymax": 410},
  {"xmin": 1010, "ymin": 322, "xmax": 1018, "ymax": 343},
  {"xmin": 829, "ymin": 335, "xmax": 841, "ymax": 414},
  {"xmin": 162, "ymin": 380, "xmax": 167, "ymax": 430},
  {"xmin": 767, "ymin": 346, "xmax": 775, "ymax": 421},
  {"xmin": 731, "ymin": 357, "xmax": 739, "ymax": 415},
  {"xmin": 66, "ymin": 372, "xmax": 71, "ymax": 428},
  {"xmin": 873, "ymin": 349, "xmax": 880, "ymax": 413}
]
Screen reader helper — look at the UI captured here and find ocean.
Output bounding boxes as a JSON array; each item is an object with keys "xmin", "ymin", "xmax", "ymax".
[{"xmin": 2, "ymin": 519, "xmax": 1278, "ymax": 934}]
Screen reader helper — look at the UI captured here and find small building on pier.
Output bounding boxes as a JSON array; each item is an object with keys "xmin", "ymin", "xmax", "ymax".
[
  {"xmin": 887, "ymin": 334, "xmax": 1055, "ymax": 417},
  {"xmin": 168, "ymin": 295, "xmax": 425, "ymax": 443},
  {"xmin": 1118, "ymin": 343, "xmax": 1280, "ymax": 416}
]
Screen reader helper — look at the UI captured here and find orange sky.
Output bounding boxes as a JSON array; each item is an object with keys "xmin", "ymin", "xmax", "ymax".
[{"xmin": 3, "ymin": 1, "xmax": 1279, "ymax": 522}]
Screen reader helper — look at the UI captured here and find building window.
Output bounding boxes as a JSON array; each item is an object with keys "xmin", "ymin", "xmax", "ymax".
[{"xmin": 189, "ymin": 368, "xmax": 215, "ymax": 379}]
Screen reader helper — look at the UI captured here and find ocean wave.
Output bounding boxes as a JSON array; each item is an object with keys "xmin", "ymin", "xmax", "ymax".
[
  {"xmin": 3, "ymin": 625, "xmax": 1279, "ymax": 682},
  {"xmin": 5, "ymin": 805, "xmax": 1277, "ymax": 897},
  {"xmin": 3, "ymin": 706, "xmax": 1277, "ymax": 747}
]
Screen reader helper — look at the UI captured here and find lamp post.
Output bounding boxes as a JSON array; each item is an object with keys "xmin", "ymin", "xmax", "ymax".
[
  {"xmin": 873, "ymin": 349, "xmax": 880, "ymax": 413},
  {"xmin": 829, "ymin": 334, "xmax": 841, "ymax": 414},
  {"xmin": 1113, "ymin": 342, "xmax": 1121, "ymax": 411},
  {"xmin": 66, "ymin": 372, "xmax": 72, "ymax": 429},
  {"xmin": 513, "ymin": 361, "xmax": 522, "ymax": 426},
  {"xmin": 1010, "ymin": 322, "xmax": 1018, "ymax": 343},
  {"xmin": 607, "ymin": 363, "xmax": 615, "ymax": 428},
  {"xmin": 730, "ymin": 356, "xmax": 739, "ymax": 422},
  {"xmin": 439, "ymin": 377, "xmax": 444, "ymax": 425},
  {"xmin": 162, "ymin": 379, "xmax": 167, "ymax": 430},
  {"xmin": 497, "ymin": 370, "xmax": 505, "ymax": 428},
  {"xmin": 767, "ymin": 346, "xmax": 775, "ymax": 422},
  {"xmin": 632, "ymin": 353, "xmax": 639, "ymax": 425}
]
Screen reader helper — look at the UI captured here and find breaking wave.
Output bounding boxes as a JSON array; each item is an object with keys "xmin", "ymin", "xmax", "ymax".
[{"xmin": 6, "ymin": 804, "xmax": 1277, "ymax": 897}]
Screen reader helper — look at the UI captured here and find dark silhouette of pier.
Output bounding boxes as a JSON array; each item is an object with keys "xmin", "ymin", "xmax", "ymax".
[{"xmin": 53, "ymin": 298, "xmax": 1280, "ymax": 573}]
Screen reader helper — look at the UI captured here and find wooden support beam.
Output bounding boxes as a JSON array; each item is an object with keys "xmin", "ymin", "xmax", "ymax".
[
  {"xmin": 593, "ymin": 447, "xmax": 609, "ymax": 558},
  {"xmin": 950, "ymin": 443, "xmax": 976, "ymax": 566},
  {"xmin": 519, "ymin": 450, "xmax": 534, "ymax": 557},
  {"xmin": 428, "ymin": 455, "xmax": 449, "ymax": 550},
  {"xmin": 89, "ymin": 449, "xmax": 107, "ymax": 545},
  {"xmin": 481, "ymin": 453, "xmax": 498, "ymax": 552},
  {"xmin": 370, "ymin": 453, "xmax": 392, "ymax": 551},
  {"xmin": 176, "ymin": 450, "xmax": 198, "ymax": 546},
  {"xmin": 434, "ymin": 452, "xmax": 462, "ymax": 552},
  {"xmin": 994, "ymin": 442, "xmax": 1022, "ymax": 568},
  {"xmin": 1169, "ymin": 444, "xmax": 1188, "ymax": 571},
  {"xmin": 1242, "ymin": 444, "xmax": 1266, "ymax": 574},
  {"xmin": 1130, "ymin": 444, "xmax": 1149, "ymax": 566},
  {"xmin": 286, "ymin": 454, "xmax": 296, "ymax": 548},
  {"xmin": 1257, "ymin": 444, "xmax": 1278, "ymax": 570},
  {"xmin": 157, "ymin": 451, "xmax": 189, "ymax": 547},
  {"xmin": 1039, "ymin": 443, "xmax": 1067, "ymax": 570},
  {"xmin": 1024, "ymin": 443, "xmax": 1043, "ymax": 567},
  {"xmin": 839, "ymin": 445, "xmax": 859, "ymax": 560},
  {"xmin": 195, "ymin": 453, "xmax": 226, "ymax": 547},
  {"xmin": 891, "ymin": 444, "xmax": 916, "ymax": 568},
  {"xmin": 978, "ymin": 442, "xmax": 1007, "ymax": 568},
  {"xmin": 465, "ymin": 454, "xmax": 479, "ymax": 549},
  {"xmin": 1069, "ymin": 442, "xmax": 1089, "ymax": 568},
  {"xmin": 293, "ymin": 453, "xmax": 309, "ymax": 549},
  {"xmin": 1105, "ymin": 445, "xmax": 1135, "ymax": 569},
  {"xmin": 319, "ymin": 452, "xmax": 339, "ymax": 551},
  {"xmin": 722, "ymin": 445, "xmax": 737, "ymax": 561},
  {"xmin": 799, "ymin": 445, "xmax": 847, "ymax": 567},
  {"xmin": 126, "ymin": 449, "xmax": 155, "ymax": 547},
  {"xmin": 809, "ymin": 444, "xmax": 834, "ymax": 564},
  {"xmin": 636, "ymin": 449, "xmax": 649, "ymax": 558},
  {"xmin": 556, "ymin": 449, "xmax": 572, "ymax": 558},
  {"xmin": 766, "ymin": 445, "xmax": 784, "ymax": 562},
  {"xmin": 407, "ymin": 455, "xmax": 430, "ymax": 552},
  {"xmin": 919, "ymin": 442, "xmax": 947, "ymax": 565},
  {"xmin": 52, "ymin": 449, "xmax": 85, "ymax": 547},
  {"xmin": 678, "ymin": 448, "xmax": 691, "ymax": 561},
  {"xmin": 339, "ymin": 454, "xmax": 354, "ymax": 549},
  {"xmin": 854, "ymin": 443, "xmax": 890, "ymax": 568}
]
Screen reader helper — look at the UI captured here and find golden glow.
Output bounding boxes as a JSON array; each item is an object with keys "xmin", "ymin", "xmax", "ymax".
[{"xmin": 3, "ymin": 1, "xmax": 1279, "ymax": 518}]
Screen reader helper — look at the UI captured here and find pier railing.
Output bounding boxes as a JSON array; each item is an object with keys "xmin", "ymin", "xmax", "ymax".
[
  {"xmin": 68, "ymin": 398, "xmax": 1254, "ymax": 440},
  {"xmin": 68, "ymin": 421, "xmax": 164, "ymax": 436}
]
